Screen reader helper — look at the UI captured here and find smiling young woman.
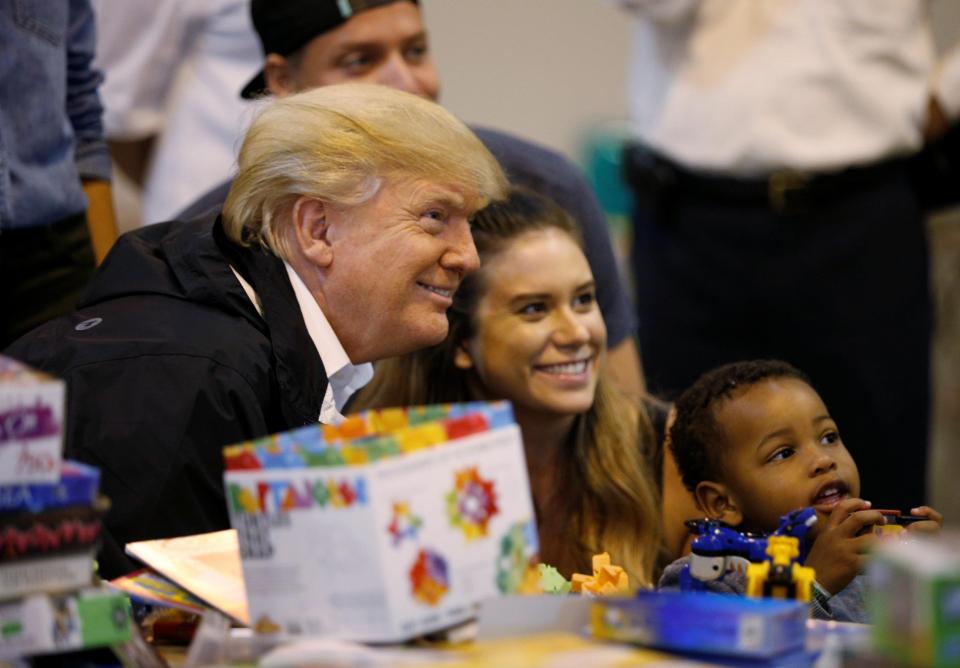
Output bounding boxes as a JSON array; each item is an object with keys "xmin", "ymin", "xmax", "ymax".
[{"xmin": 351, "ymin": 188, "xmax": 663, "ymax": 586}]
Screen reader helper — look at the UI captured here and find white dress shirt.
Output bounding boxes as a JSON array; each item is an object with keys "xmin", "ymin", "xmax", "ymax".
[
  {"xmin": 93, "ymin": 0, "xmax": 262, "ymax": 224},
  {"xmin": 230, "ymin": 265, "xmax": 373, "ymax": 425},
  {"xmin": 622, "ymin": 0, "xmax": 960, "ymax": 175}
]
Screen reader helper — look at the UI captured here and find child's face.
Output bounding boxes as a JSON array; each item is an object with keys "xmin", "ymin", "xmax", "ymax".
[{"xmin": 707, "ymin": 377, "xmax": 861, "ymax": 535}]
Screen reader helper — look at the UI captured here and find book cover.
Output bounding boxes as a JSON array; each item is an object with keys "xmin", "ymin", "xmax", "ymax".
[
  {"xmin": 0, "ymin": 355, "xmax": 64, "ymax": 483},
  {"xmin": 0, "ymin": 587, "xmax": 132, "ymax": 659},
  {"xmin": 124, "ymin": 529, "xmax": 248, "ymax": 626},
  {"xmin": 0, "ymin": 460, "xmax": 100, "ymax": 515}
]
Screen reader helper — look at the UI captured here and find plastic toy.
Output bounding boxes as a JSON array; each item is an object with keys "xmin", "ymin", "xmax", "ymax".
[
  {"xmin": 745, "ymin": 535, "xmax": 815, "ymax": 601},
  {"xmin": 861, "ymin": 509, "xmax": 927, "ymax": 537},
  {"xmin": 571, "ymin": 553, "xmax": 631, "ymax": 596},
  {"xmin": 680, "ymin": 507, "xmax": 818, "ymax": 594}
]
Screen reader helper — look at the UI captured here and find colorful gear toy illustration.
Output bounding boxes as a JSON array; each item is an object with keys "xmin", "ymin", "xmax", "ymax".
[{"xmin": 446, "ymin": 466, "xmax": 499, "ymax": 541}]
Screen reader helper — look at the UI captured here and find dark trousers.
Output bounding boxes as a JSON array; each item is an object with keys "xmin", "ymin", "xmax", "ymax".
[
  {"xmin": 1, "ymin": 212, "xmax": 96, "ymax": 350},
  {"xmin": 630, "ymin": 161, "xmax": 931, "ymax": 510}
]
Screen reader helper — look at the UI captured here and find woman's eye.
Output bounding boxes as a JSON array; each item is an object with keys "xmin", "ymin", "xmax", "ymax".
[
  {"xmin": 769, "ymin": 447, "xmax": 795, "ymax": 462},
  {"xmin": 518, "ymin": 303, "xmax": 546, "ymax": 316},
  {"xmin": 573, "ymin": 291, "xmax": 596, "ymax": 309}
]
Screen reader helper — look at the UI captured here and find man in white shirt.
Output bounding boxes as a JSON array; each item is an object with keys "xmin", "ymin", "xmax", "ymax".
[
  {"xmin": 92, "ymin": 0, "xmax": 261, "ymax": 226},
  {"xmin": 6, "ymin": 84, "xmax": 507, "ymax": 577},
  {"xmin": 619, "ymin": 0, "xmax": 960, "ymax": 511}
]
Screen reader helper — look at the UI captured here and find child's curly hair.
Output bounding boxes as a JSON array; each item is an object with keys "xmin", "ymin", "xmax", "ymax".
[{"xmin": 670, "ymin": 359, "xmax": 811, "ymax": 493}]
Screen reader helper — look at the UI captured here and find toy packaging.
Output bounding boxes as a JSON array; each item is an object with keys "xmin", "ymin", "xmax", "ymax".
[
  {"xmin": 0, "ymin": 587, "xmax": 132, "ymax": 659},
  {"xmin": 0, "ymin": 460, "xmax": 99, "ymax": 514},
  {"xmin": 224, "ymin": 402, "xmax": 538, "ymax": 642},
  {"xmin": 0, "ymin": 355, "xmax": 64, "ymax": 484},
  {"xmin": 591, "ymin": 590, "xmax": 808, "ymax": 660},
  {"xmin": 868, "ymin": 532, "xmax": 960, "ymax": 667}
]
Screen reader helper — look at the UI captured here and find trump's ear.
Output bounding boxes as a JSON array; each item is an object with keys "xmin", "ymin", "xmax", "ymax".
[{"xmin": 290, "ymin": 196, "xmax": 333, "ymax": 268}]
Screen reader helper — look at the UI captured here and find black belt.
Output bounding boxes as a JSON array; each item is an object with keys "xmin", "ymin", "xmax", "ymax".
[{"xmin": 622, "ymin": 144, "xmax": 908, "ymax": 215}]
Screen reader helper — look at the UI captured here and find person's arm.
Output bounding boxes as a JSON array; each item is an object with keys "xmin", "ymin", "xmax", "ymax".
[
  {"xmin": 82, "ymin": 179, "xmax": 118, "ymax": 263},
  {"xmin": 67, "ymin": 0, "xmax": 117, "ymax": 261},
  {"xmin": 90, "ymin": 0, "xmax": 198, "ymax": 185},
  {"xmin": 931, "ymin": 42, "xmax": 960, "ymax": 137}
]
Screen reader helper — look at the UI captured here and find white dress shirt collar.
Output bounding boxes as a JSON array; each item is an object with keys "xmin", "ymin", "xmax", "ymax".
[{"xmin": 283, "ymin": 263, "xmax": 374, "ymax": 425}]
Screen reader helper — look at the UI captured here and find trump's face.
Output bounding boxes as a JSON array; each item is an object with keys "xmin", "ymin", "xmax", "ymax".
[{"xmin": 318, "ymin": 177, "xmax": 481, "ymax": 363}]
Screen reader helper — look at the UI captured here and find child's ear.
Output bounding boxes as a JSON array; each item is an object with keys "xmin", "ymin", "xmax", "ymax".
[
  {"xmin": 453, "ymin": 342, "xmax": 474, "ymax": 370},
  {"xmin": 695, "ymin": 481, "xmax": 743, "ymax": 527}
]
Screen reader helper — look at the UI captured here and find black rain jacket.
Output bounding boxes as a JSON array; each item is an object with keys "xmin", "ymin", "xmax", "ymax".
[{"xmin": 6, "ymin": 214, "xmax": 328, "ymax": 577}]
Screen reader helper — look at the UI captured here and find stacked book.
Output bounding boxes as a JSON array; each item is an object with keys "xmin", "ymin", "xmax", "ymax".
[{"xmin": 0, "ymin": 355, "xmax": 132, "ymax": 660}]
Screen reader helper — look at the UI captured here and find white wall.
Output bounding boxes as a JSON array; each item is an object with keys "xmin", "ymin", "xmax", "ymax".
[{"xmin": 422, "ymin": 0, "xmax": 633, "ymax": 162}]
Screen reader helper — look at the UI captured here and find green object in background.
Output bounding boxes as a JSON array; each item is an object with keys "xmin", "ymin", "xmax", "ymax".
[
  {"xmin": 868, "ymin": 536, "xmax": 960, "ymax": 667},
  {"xmin": 580, "ymin": 121, "xmax": 635, "ymax": 218},
  {"xmin": 77, "ymin": 591, "xmax": 133, "ymax": 647},
  {"xmin": 579, "ymin": 121, "xmax": 637, "ymax": 292},
  {"xmin": 538, "ymin": 564, "xmax": 572, "ymax": 595}
]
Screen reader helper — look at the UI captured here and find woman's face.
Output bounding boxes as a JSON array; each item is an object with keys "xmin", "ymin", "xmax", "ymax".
[{"xmin": 456, "ymin": 228, "xmax": 606, "ymax": 417}]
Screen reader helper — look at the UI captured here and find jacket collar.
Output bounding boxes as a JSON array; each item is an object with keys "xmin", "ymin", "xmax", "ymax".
[{"xmin": 211, "ymin": 218, "xmax": 328, "ymax": 428}]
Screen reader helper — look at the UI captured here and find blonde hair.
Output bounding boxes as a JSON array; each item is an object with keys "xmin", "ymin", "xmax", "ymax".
[
  {"xmin": 223, "ymin": 83, "xmax": 507, "ymax": 257},
  {"xmin": 352, "ymin": 188, "xmax": 662, "ymax": 586}
]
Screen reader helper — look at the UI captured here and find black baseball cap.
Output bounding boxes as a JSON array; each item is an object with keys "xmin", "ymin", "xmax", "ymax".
[{"xmin": 241, "ymin": 0, "xmax": 420, "ymax": 99}]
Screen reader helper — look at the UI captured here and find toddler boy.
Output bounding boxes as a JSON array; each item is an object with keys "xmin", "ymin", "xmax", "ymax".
[{"xmin": 659, "ymin": 360, "xmax": 942, "ymax": 621}]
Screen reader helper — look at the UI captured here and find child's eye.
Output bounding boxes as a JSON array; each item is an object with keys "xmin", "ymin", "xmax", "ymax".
[
  {"xmin": 820, "ymin": 430, "xmax": 840, "ymax": 446},
  {"xmin": 768, "ymin": 447, "xmax": 795, "ymax": 462}
]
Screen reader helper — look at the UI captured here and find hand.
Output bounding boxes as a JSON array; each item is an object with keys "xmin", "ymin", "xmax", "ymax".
[
  {"xmin": 805, "ymin": 498, "xmax": 883, "ymax": 595},
  {"xmin": 905, "ymin": 505, "xmax": 943, "ymax": 536},
  {"xmin": 924, "ymin": 95, "xmax": 950, "ymax": 143}
]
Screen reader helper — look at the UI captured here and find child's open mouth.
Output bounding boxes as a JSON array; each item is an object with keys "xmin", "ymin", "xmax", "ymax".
[{"xmin": 811, "ymin": 479, "xmax": 849, "ymax": 509}]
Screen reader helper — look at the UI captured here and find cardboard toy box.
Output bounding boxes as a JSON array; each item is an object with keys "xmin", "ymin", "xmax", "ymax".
[
  {"xmin": 0, "ymin": 587, "xmax": 132, "ymax": 659},
  {"xmin": 225, "ymin": 403, "xmax": 538, "ymax": 642},
  {"xmin": 868, "ymin": 533, "xmax": 960, "ymax": 667},
  {"xmin": 591, "ymin": 591, "xmax": 808, "ymax": 660},
  {"xmin": 0, "ymin": 355, "xmax": 64, "ymax": 484}
]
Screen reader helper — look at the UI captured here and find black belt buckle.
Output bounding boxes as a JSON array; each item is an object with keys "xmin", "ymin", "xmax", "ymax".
[{"xmin": 768, "ymin": 171, "xmax": 810, "ymax": 214}]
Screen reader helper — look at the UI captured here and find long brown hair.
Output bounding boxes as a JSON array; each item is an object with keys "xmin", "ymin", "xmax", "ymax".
[{"xmin": 352, "ymin": 188, "xmax": 661, "ymax": 586}]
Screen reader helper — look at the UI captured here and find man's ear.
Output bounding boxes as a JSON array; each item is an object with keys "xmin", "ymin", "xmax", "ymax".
[
  {"xmin": 264, "ymin": 53, "xmax": 297, "ymax": 97},
  {"xmin": 290, "ymin": 196, "xmax": 333, "ymax": 268},
  {"xmin": 695, "ymin": 481, "xmax": 743, "ymax": 527},
  {"xmin": 453, "ymin": 342, "xmax": 474, "ymax": 370}
]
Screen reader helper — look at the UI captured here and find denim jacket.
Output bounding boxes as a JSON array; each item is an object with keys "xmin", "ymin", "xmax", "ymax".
[{"xmin": 0, "ymin": 0, "xmax": 111, "ymax": 229}]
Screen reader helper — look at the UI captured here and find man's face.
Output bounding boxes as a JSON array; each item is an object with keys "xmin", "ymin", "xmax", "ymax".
[
  {"xmin": 318, "ymin": 178, "xmax": 480, "ymax": 363},
  {"xmin": 289, "ymin": 2, "xmax": 440, "ymax": 100},
  {"xmin": 709, "ymin": 377, "xmax": 861, "ymax": 536}
]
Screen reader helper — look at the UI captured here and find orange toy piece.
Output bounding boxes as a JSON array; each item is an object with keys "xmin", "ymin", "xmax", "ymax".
[{"xmin": 570, "ymin": 553, "xmax": 631, "ymax": 596}]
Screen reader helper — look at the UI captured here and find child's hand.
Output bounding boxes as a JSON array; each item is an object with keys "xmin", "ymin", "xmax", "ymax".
[
  {"xmin": 805, "ymin": 498, "xmax": 884, "ymax": 595},
  {"xmin": 905, "ymin": 506, "xmax": 943, "ymax": 535}
]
